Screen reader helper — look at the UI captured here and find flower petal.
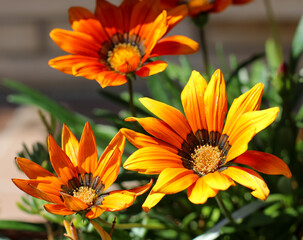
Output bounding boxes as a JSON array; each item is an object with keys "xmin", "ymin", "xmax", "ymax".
[
  {"xmin": 152, "ymin": 168, "xmax": 199, "ymax": 194},
  {"xmin": 139, "ymin": 97, "xmax": 192, "ymax": 140},
  {"xmin": 150, "ymin": 36, "xmax": 199, "ymax": 58},
  {"xmin": 222, "ymin": 166, "xmax": 270, "ymax": 200},
  {"xmin": 181, "ymin": 70, "xmax": 208, "ymax": 134},
  {"xmin": 187, "ymin": 177, "xmax": 218, "ymax": 204},
  {"xmin": 77, "ymin": 122, "xmax": 98, "ymax": 174},
  {"xmin": 204, "ymin": 69, "xmax": 228, "ymax": 135},
  {"xmin": 72, "ymin": 60, "xmax": 107, "ymax": 80},
  {"xmin": 135, "ymin": 60, "xmax": 167, "ymax": 77},
  {"xmin": 50, "ymin": 29, "xmax": 100, "ymax": 57},
  {"xmin": 61, "ymin": 124, "xmax": 79, "ymax": 167},
  {"xmin": 86, "ymin": 206, "xmax": 106, "ymax": 219},
  {"xmin": 89, "ymin": 220, "xmax": 112, "ymax": 239},
  {"xmin": 226, "ymin": 107, "xmax": 280, "ymax": 162},
  {"xmin": 203, "ymin": 171, "xmax": 235, "ymax": 190},
  {"xmin": 101, "ymin": 190, "xmax": 136, "ymax": 212},
  {"xmin": 48, "ymin": 135, "xmax": 78, "ymax": 185},
  {"xmin": 60, "ymin": 192, "xmax": 88, "ymax": 212},
  {"xmin": 166, "ymin": 4, "xmax": 188, "ymax": 32},
  {"xmin": 142, "ymin": 191, "xmax": 165, "ymax": 213},
  {"xmin": 233, "ymin": 150, "xmax": 292, "ymax": 178},
  {"xmin": 44, "ymin": 204, "xmax": 75, "ymax": 216},
  {"xmin": 96, "ymin": 71, "xmax": 128, "ymax": 88},
  {"xmin": 123, "ymin": 147, "xmax": 183, "ymax": 174},
  {"xmin": 223, "ymin": 83, "xmax": 264, "ymax": 137},
  {"xmin": 125, "ymin": 117, "xmax": 183, "ymax": 149}
]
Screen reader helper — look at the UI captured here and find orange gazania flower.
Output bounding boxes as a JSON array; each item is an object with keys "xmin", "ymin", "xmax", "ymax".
[
  {"xmin": 121, "ymin": 69, "xmax": 292, "ymax": 212},
  {"xmin": 12, "ymin": 122, "xmax": 152, "ymax": 219},
  {"xmin": 49, "ymin": 0, "xmax": 199, "ymax": 88},
  {"xmin": 160, "ymin": 0, "xmax": 253, "ymax": 17}
]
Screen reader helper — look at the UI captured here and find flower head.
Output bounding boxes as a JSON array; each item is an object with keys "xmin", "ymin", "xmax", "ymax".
[
  {"xmin": 49, "ymin": 0, "xmax": 199, "ymax": 88},
  {"xmin": 12, "ymin": 122, "xmax": 152, "ymax": 219},
  {"xmin": 160, "ymin": 0, "xmax": 253, "ymax": 17},
  {"xmin": 122, "ymin": 70, "xmax": 292, "ymax": 212}
]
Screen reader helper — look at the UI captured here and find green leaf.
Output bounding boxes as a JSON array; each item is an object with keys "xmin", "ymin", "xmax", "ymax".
[
  {"xmin": 290, "ymin": 15, "xmax": 303, "ymax": 74},
  {"xmin": 0, "ymin": 220, "xmax": 45, "ymax": 232},
  {"xmin": 265, "ymin": 38, "xmax": 283, "ymax": 71}
]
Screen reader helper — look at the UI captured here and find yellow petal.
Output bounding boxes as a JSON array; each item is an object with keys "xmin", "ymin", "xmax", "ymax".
[
  {"xmin": 86, "ymin": 206, "xmax": 106, "ymax": 219},
  {"xmin": 90, "ymin": 220, "xmax": 112, "ymax": 240},
  {"xmin": 187, "ymin": 177, "xmax": 218, "ymax": 204},
  {"xmin": 142, "ymin": 192, "xmax": 166, "ymax": 213},
  {"xmin": 203, "ymin": 171, "xmax": 235, "ymax": 190},
  {"xmin": 222, "ymin": 166, "xmax": 270, "ymax": 200},
  {"xmin": 61, "ymin": 124, "xmax": 79, "ymax": 167},
  {"xmin": 135, "ymin": 60, "xmax": 168, "ymax": 77},
  {"xmin": 181, "ymin": 70, "xmax": 208, "ymax": 134}
]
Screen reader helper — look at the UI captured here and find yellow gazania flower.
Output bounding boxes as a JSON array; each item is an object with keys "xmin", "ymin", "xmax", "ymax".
[
  {"xmin": 122, "ymin": 69, "xmax": 292, "ymax": 212},
  {"xmin": 12, "ymin": 122, "xmax": 152, "ymax": 219},
  {"xmin": 49, "ymin": 0, "xmax": 199, "ymax": 88},
  {"xmin": 160, "ymin": 0, "xmax": 253, "ymax": 17}
]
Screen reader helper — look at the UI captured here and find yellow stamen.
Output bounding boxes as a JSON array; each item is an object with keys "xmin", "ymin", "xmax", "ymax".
[
  {"xmin": 73, "ymin": 186, "xmax": 98, "ymax": 206},
  {"xmin": 191, "ymin": 144, "xmax": 223, "ymax": 175},
  {"xmin": 107, "ymin": 43, "xmax": 141, "ymax": 74}
]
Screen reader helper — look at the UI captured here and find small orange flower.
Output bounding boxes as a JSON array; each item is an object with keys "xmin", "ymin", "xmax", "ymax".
[
  {"xmin": 160, "ymin": 0, "xmax": 253, "ymax": 17},
  {"xmin": 12, "ymin": 122, "xmax": 152, "ymax": 219},
  {"xmin": 121, "ymin": 70, "xmax": 291, "ymax": 212},
  {"xmin": 49, "ymin": 0, "xmax": 199, "ymax": 88}
]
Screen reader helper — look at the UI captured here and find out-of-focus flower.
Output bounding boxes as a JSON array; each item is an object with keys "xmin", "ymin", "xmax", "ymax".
[
  {"xmin": 160, "ymin": 0, "xmax": 253, "ymax": 17},
  {"xmin": 122, "ymin": 69, "xmax": 291, "ymax": 212},
  {"xmin": 13, "ymin": 122, "xmax": 152, "ymax": 219},
  {"xmin": 49, "ymin": 0, "xmax": 199, "ymax": 88}
]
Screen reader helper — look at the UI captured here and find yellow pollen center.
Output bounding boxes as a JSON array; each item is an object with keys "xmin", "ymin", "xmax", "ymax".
[
  {"xmin": 73, "ymin": 186, "xmax": 98, "ymax": 206},
  {"xmin": 107, "ymin": 43, "xmax": 141, "ymax": 74},
  {"xmin": 191, "ymin": 145, "xmax": 223, "ymax": 175}
]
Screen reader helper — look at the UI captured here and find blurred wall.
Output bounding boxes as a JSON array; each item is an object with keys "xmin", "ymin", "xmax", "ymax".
[{"xmin": 0, "ymin": 0, "xmax": 302, "ymax": 111}]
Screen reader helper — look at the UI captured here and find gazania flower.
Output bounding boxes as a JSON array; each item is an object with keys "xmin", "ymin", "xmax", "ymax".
[
  {"xmin": 12, "ymin": 122, "xmax": 152, "ymax": 219},
  {"xmin": 121, "ymin": 69, "xmax": 291, "ymax": 212},
  {"xmin": 49, "ymin": 0, "xmax": 199, "ymax": 88},
  {"xmin": 160, "ymin": 0, "xmax": 253, "ymax": 17}
]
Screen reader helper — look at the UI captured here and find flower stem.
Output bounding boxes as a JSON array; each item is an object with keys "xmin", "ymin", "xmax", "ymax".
[
  {"xmin": 215, "ymin": 194, "xmax": 236, "ymax": 225},
  {"xmin": 127, "ymin": 74, "xmax": 136, "ymax": 117},
  {"xmin": 199, "ymin": 27, "xmax": 211, "ymax": 79}
]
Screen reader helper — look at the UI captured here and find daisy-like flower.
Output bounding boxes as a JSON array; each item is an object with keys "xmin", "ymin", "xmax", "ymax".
[
  {"xmin": 160, "ymin": 0, "xmax": 253, "ymax": 17},
  {"xmin": 49, "ymin": 0, "xmax": 199, "ymax": 88},
  {"xmin": 121, "ymin": 69, "xmax": 292, "ymax": 212},
  {"xmin": 12, "ymin": 122, "xmax": 152, "ymax": 219}
]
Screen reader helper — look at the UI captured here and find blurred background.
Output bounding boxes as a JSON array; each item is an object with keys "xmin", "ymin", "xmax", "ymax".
[{"xmin": 0, "ymin": 0, "xmax": 302, "ymax": 222}]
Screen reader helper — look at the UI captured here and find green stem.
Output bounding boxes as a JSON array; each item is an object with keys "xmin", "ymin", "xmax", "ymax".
[
  {"xmin": 95, "ymin": 217, "xmax": 166, "ymax": 230},
  {"xmin": 127, "ymin": 74, "xmax": 136, "ymax": 117},
  {"xmin": 215, "ymin": 194, "xmax": 236, "ymax": 225},
  {"xmin": 199, "ymin": 27, "xmax": 211, "ymax": 79}
]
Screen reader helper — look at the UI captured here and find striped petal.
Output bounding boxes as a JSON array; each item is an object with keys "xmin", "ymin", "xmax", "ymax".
[
  {"xmin": 139, "ymin": 97, "xmax": 192, "ymax": 140},
  {"xmin": 233, "ymin": 150, "xmax": 292, "ymax": 178},
  {"xmin": 123, "ymin": 147, "xmax": 184, "ymax": 174},
  {"xmin": 181, "ymin": 70, "xmax": 208, "ymax": 134},
  {"xmin": 187, "ymin": 177, "xmax": 218, "ymax": 204},
  {"xmin": 61, "ymin": 124, "xmax": 79, "ymax": 167},
  {"xmin": 61, "ymin": 192, "xmax": 88, "ymax": 212},
  {"xmin": 222, "ymin": 166, "xmax": 270, "ymax": 200}
]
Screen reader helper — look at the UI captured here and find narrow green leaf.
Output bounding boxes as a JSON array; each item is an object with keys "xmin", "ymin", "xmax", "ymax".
[
  {"xmin": 265, "ymin": 38, "xmax": 283, "ymax": 71},
  {"xmin": 290, "ymin": 15, "xmax": 303, "ymax": 74},
  {"xmin": 0, "ymin": 220, "xmax": 45, "ymax": 232}
]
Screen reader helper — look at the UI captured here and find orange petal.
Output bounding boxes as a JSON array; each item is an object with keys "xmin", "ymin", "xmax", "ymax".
[
  {"xmin": 125, "ymin": 179, "xmax": 153, "ymax": 195},
  {"xmin": 204, "ymin": 69, "xmax": 228, "ymax": 134},
  {"xmin": 222, "ymin": 166, "xmax": 270, "ymax": 200},
  {"xmin": 139, "ymin": 97, "xmax": 192, "ymax": 140},
  {"xmin": 89, "ymin": 220, "xmax": 112, "ymax": 239},
  {"xmin": 120, "ymin": 128, "xmax": 178, "ymax": 153},
  {"xmin": 29, "ymin": 184, "xmax": 63, "ymax": 204},
  {"xmin": 142, "ymin": 191, "xmax": 165, "ymax": 213},
  {"xmin": 96, "ymin": 71, "xmax": 128, "ymax": 88},
  {"xmin": 44, "ymin": 204, "xmax": 75, "ymax": 216},
  {"xmin": 152, "ymin": 168, "xmax": 199, "ymax": 194},
  {"xmin": 187, "ymin": 177, "xmax": 218, "ymax": 204},
  {"xmin": 123, "ymin": 147, "xmax": 183, "ymax": 174},
  {"xmin": 69, "ymin": 7, "xmax": 109, "ymax": 44},
  {"xmin": 150, "ymin": 36, "xmax": 199, "ymax": 58},
  {"xmin": 226, "ymin": 107, "xmax": 280, "ymax": 162},
  {"xmin": 181, "ymin": 70, "xmax": 208, "ymax": 134},
  {"xmin": 203, "ymin": 171, "xmax": 235, "ymax": 190},
  {"xmin": 48, "ymin": 55, "xmax": 99, "ymax": 75},
  {"xmin": 48, "ymin": 135, "xmax": 78, "ymax": 185},
  {"xmin": 233, "ymin": 150, "xmax": 292, "ymax": 178},
  {"xmin": 60, "ymin": 192, "xmax": 88, "ymax": 212},
  {"xmin": 135, "ymin": 60, "xmax": 167, "ymax": 77},
  {"xmin": 166, "ymin": 4, "xmax": 188, "ymax": 33},
  {"xmin": 77, "ymin": 122, "xmax": 98, "ymax": 174},
  {"xmin": 72, "ymin": 61, "xmax": 107, "ymax": 80},
  {"xmin": 50, "ymin": 29, "xmax": 100, "ymax": 57},
  {"xmin": 86, "ymin": 206, "xmax": 106, "ymax": 219},
  {"xmin": 222, "ymin": 83, "xmax": 264, "ymax": 137},
  {"xmin": 125, "ymin": 117, "xmax": 183, "ymax": 149},
  {"xmin": 101, "ymin": 190, "xmax": 136, "ymax": 212},
  {"xmin": 61, "ymin": 124, "xmax": 79, "ymax": 167}
]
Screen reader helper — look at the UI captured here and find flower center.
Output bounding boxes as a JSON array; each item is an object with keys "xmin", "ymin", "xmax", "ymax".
[
  {"xmin": 107, "ymin": 43, "xmax": 141, "ymax": 74},
  {"xmin": 191, "ymin": 144, "xmax": 223, "ymax": 175},
  {"xmin": 73, "ymin": 186, "xmax": 98, "ymax": 206}
]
